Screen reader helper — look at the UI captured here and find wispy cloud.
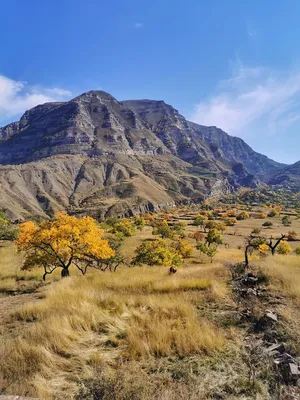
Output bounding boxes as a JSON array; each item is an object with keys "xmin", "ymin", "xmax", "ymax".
[
  {"xmin": 0, "ymin": 74, "xmax": 71, "ymax": 124},
  {"xmin": 191, "ymin": 64, "xmax": 300, "ymax": 138},
  {"xmin": 134, "ymin": 22, "xmax": 143, "ymax": 29},
  {"xmin": 247, "ymin": 23, "xmax": 255, "ymax": 38}
]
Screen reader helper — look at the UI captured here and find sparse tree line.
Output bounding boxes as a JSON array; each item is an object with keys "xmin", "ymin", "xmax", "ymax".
[{"xmin": 0, "ymin": 200, "xmax": 298, "ymax": 280}]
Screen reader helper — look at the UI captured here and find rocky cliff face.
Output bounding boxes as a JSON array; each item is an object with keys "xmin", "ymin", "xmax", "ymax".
[{"xmin": 0, "ymin": 90, "xmax": 295, "ymax": 219}]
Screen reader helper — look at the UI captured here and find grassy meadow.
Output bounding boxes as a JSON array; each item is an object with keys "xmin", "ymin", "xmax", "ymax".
[{"xmin": 1, "ymin": 199, "xmax": 300, "ymax": 399}]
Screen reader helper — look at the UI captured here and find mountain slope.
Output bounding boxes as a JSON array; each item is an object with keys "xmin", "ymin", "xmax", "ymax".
[
  {"xmin": 0, "ymin": 90, "xmax": 294, "ymax": 219},
  {"xmin": 122, "ymin": 99, "xmax": 284, "ymax": 175},
  {"xmin": 268, "ymin": 160, "xmax": 300, "ymax": 191}
]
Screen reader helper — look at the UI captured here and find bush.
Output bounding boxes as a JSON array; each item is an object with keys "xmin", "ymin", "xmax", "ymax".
[
  {"xmin": 277, "ymin": 241, "xmax": 292, "ymax": 255},
  {"xmin": 262, "ymin": 221, "xmax": 273, "ymax": 228},
  {"xmin": 287, "ymin": 231, "xmax": 297, "ymax": 241},
  {"xmin": 295, "ymin": 246, "xmax": 300, "ymax": 255},
  {"xmin": 236, "ymin": 211, "xmax": 249, "ymax": 221},
  {"xmin": 256, "ymin": 212, "xmax": 267, "ymax": 219},
  {"xmin": 282, "ymin": 216, "xmax": 291, "ymax": 226},
  {"xmin": 259, "ymin": 243, "xmax": 269, "ymax": 256},
  {"xmin": 267, "ymin": 209, "xmax": 278, "ymax": 218}
]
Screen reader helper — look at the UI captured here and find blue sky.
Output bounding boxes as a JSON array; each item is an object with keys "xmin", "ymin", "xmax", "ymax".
[{"xmin": 0, "ymin": 0, "xmax": 300, "ymax": 164}]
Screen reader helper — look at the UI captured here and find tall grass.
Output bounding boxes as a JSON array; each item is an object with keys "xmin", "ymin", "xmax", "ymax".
[
  {"xmin": 260, "ymin": 254, "xmax": 300, "ymax": 302},
  {"xmin": 0, "ymin": 265, "xmax": 228, "ymax": 399}
]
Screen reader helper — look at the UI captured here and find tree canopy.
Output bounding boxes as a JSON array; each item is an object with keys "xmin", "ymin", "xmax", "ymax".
[
  {"xmin": 133, "ymin": 239, "xmax": 182, "ymax": 266},
  {"xmin": 16, "ymin": 212, "xmax": 115, "ymax": 279}
]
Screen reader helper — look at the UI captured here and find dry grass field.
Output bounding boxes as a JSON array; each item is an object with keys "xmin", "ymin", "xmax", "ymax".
[{"xmin": 1, "ymin": 203, "xmax": 300, "ymax": 399}]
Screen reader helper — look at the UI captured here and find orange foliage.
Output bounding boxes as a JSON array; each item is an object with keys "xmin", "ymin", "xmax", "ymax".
[{"xmin": 16, "ymin": 212, "xmax": 114, "ymax": 278}]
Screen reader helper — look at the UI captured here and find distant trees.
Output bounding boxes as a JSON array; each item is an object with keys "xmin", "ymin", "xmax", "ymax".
[{"xmin": 16, "ymin": 212, "xmax": 115, "ymax": 280}]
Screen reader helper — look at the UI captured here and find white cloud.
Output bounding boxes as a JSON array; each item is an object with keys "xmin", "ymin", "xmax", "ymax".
[
  {"xmin": 191, "ymin": 64, "xmax": 300, "ymax": 137},
  {"xmin": 0, "ymin": 75, "xmax": 71, "ymax": 124},
  {"xmin": 134, "ymin": 22, "xmax": 143, "ymax": 29}
]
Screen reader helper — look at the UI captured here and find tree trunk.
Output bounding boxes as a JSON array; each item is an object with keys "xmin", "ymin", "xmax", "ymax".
[
  {"xmin": 244, "ymin": 246, "xmax": 249, "ymax": 267},
  {"xmin": 61, "ymin": 268, "xmax": 70, "ymax": 278}
]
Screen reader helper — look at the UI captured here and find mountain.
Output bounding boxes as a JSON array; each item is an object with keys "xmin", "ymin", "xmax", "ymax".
[
  {"xmin": 268, "ymin": 160, "xmax": 300, "ymax": 191},
  {"xmin": 0, "ymin": 90, "xmax": 294, "ymax": 219},
  {"xmin": 123, "ymin": 100, "xmax": 285, "ymax": 177}
]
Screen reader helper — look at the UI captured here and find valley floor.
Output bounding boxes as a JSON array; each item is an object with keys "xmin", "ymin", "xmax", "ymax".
[{"xmin": 1, "ymin": 206, "xmax": 300, "ymax": 399}]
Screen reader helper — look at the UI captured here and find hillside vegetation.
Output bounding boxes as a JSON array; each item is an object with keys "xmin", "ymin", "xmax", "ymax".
[{"xmin": 1, "ymin": 194, "xmax": 300, "ymax": 399}]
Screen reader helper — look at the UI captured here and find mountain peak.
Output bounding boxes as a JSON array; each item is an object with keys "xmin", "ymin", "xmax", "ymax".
[{"xmin": 74, "ymin": 90, "xmax": 118, "ymax": 102}]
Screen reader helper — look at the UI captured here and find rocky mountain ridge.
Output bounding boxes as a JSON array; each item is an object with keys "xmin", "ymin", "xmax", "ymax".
[{"xmin": 0, "ymin": 90, "xmax": 297, "ymax": 219}]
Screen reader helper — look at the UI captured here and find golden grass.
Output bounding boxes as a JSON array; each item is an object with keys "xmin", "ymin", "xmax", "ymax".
[
  {"xmin": 259, "ymin": 254, "xmax": 300, "ymax": 302},
  {"xmin": 0, "ymin": 264, "xmax": 229, "ymax": 399}
]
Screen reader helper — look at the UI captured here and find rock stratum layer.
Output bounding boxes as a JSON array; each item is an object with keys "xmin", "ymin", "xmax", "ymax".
[{"xmin": 0, "ymin": 91, "xmax": 295, "ymax": 219}]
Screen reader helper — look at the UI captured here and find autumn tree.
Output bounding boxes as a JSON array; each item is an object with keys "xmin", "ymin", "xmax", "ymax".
[
  {"xmin": 287, "ymin": 231, "xmax": 297, "ymax": 241},
  {"xmin": 189, "ymin": 231, "xmax": 205, "ymax": 243},
  {"xmin": 205, "ymin": 221, "xmax": 226, "ymax": 233},
  {"xmin": 132, "ymin": 239, "xmax": 182, "ymax": 266},
  {"xmin": 172, "ymin": 239, "xmax": 193, "ymax": 258},
  {"xmin": 244, "ymin": 234, "xmax": 267, "ymax": 267},
  {"xmin": 152, "ymin": 220, "xmax": 175, "ymax": 239},
  {"xmin": 110, "ymin": 218, "xmax": 136, "ymax": 237},
  {"xmin": 94, "ymin": 233, "xmax": 126, "ymax": 272},
  {"xmin": 205, "ymin": 228, "xmax": 223, "ymax": 247},
  {"xmin": 196, "ymin": 242, "xmax": 218, "ymax": 263},
  {"xmin": 16, "ymin": 212, "xmax": 115, "ymax": 280},
  {"xmin": 193, "ymin": 214, "xmax": 208, "ymax": 231},
  {"xmin": 267, "ymin": 234, "xmax": 286, "ymax": 255}
]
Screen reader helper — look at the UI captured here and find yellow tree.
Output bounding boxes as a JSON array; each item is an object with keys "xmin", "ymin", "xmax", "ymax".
[{"xmin": 16, "ymin": 212, "xmax": 115, "ymax": 280}]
